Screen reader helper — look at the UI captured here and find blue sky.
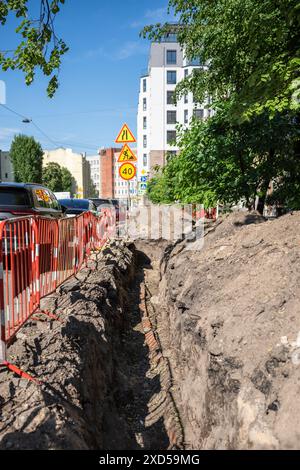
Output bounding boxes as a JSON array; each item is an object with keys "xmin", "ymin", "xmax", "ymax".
[{"xmin": 0, "ymin": 0, "xmax": 173, "ymax": 154}]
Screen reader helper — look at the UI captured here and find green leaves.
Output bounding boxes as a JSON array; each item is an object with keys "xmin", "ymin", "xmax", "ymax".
[
  {"xmin": 10, "ymin": 134, "xmax": 44, "ymax": 184},
  {"xmin": 42, "ymin": 161, "xmax": 74, "ymax": 192},
  {"xmin": 0, "ymin": 0, "xmax": 68, "ymax": 97},
  {"xmin": 143, "ymin": 0, "xmax": 300, "ymax": 119}
]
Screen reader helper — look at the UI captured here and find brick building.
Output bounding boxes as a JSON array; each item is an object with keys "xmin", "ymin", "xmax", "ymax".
[{"xmin": 99, "ymin": 147, "xmax": 137, "ymax": 201}]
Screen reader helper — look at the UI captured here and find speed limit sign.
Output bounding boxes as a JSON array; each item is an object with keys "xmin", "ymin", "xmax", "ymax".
[{"xmin": 119, "ymin": 162, "xmax": 136, "ymax": 181}]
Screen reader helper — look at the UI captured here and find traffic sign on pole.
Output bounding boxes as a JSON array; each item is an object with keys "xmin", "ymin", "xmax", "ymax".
[
  {"xmin": 115, "ymin": 124, "xmax": 136, "ymax": 143},
  {"xmin": 119, "ymin": 162, "xmax": 136, "ymax": 181},
  {"xmin": 118, "ymin": 144, "xmax": 138, "ymax": 162}
]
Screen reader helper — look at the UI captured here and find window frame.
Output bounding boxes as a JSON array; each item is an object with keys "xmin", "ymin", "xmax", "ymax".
[
  {"xmin": 167, "ymin": 110, "xmax": 177, "ymax": 124},
  {"xmin": 166, "ymin": 50, "xmax": 177, "ymax": 65},
  {"xmin": 167, "ymin": 70, "xmax": 177, "ymax": 85}
]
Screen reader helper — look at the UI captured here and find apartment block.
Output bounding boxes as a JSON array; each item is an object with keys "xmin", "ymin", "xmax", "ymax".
[
  {"xmin": 86, "ymin": 155, "xmax": 101, "ymax": 196},
  {"xmin": 43, "ymin": 148, "xmax": 91, "ymax": 198},
  {"xmin": 0, "ymin": 150, "xmax": 14, "ymax": 182},
  {"xmin": 137, "ymin": 32, "xmax": 210, "ymax": 182}
]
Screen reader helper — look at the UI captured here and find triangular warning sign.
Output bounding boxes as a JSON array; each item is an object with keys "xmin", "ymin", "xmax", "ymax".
[
  {"xmin": 118, "ymin": 144, "xmax": 137, "ymax": 163},
  {"xmin": 115, "ymin": 124, "xmax": 136, "ymax": 143}
]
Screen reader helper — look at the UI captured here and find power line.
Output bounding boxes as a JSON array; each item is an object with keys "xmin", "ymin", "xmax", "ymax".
[
  {"xmin": 0, "ymin": 103, "xmax": 100, "ymax": 151},
  {"xmin": 0, "ymin": 103, "xmax": 29, "ymax": 121}
]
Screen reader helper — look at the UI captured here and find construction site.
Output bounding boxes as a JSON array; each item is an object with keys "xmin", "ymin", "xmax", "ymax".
[{"xmin": 0, "ymin": 208, "xmax": 299, "ymax": 450}]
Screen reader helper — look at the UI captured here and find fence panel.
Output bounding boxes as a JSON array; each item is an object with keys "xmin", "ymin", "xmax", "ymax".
[{"xmin": 0, "ymin": 217, "xmax": 39, "ymax": 360}]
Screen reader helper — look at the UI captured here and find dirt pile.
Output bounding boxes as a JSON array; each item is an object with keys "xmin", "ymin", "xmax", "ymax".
[
  {"xmin": 153, "ymin": 211, "xmax": 300, "ymax": 449},
  {"xmin": 0, "ymin": 241, "xmax": 136, "ymax": 450}
]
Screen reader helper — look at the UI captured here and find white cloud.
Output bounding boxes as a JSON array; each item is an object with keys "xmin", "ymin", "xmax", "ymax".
[
  {"xmin": 115, "ymin": 41, "xmax": 149, "ymax": 60},
  {"xmin": 0, "ymin": 127, "xmax": 20, "ymax": 141},
  {"xmin": 130, "ymin": 6, "xmax": 174, "ymax": 28}
]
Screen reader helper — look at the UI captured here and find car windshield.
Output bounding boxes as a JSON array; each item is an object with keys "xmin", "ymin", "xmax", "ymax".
[
  {"xmin": 0, "ymin": 188, "xmax": 30, "ymax": 206},
  {"xmin": 59, "ymin": 199, "xmax": 89, "ymax": 209},
  {"xmin": 91, "ymin": 199, "xmax": 112, "ymax": 207}
]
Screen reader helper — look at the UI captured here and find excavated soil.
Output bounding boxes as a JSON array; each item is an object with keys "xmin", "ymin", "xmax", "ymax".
[
  {"xmin": 150, "ymin": 211, "xmax": 300, "ymax": 450},
  {"xmin": 0, "ymin": 241, "xmax": 180, "ymax": 450},
  {"xmin": 1, "ymin": 211, "xmax": 300, "ymax": 450}
]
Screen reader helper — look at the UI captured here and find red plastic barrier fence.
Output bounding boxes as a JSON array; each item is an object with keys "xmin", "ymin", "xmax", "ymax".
[{"xmin": 0, "ymin": 212, "xmax": 111, "ymax": 363}]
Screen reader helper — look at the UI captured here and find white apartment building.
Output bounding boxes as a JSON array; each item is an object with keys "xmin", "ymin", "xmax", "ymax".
[
  {"xmin": 86, "ymin": 155, "xmax": 101, "ymax": 196},
  {"xmin": 137, "ymin": 32, "xmax": 210, "ymax": 185},
  {"xmin": 113, "ymin": 148, "xmax": 138, "ymax": 202}
]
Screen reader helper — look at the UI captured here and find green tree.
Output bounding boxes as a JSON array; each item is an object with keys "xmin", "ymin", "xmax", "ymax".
[
  {"xmin": 0, "ymin": 0, "xmax": 68, "ymax": 97},
  {"xmin": 42, "ymin": 162, "xmax": 74, "ymax": 193},
  {"xmin": 60, "ymin": 166, "xmax": 74, "ymax": 193},
  {"xmin": 147, "ymin": 107, "xmax": 300, "ymax": 210},
  {"xmin": 143, "ymin": 0, "xmax": 300, "ymax": 119},
  {"xmin": 42, "ymin": 162, "xmax": 63, "ymax": 191},
  {"xmin": 10, "ymin": 134, "xmax": 43, "ymax": 183}
]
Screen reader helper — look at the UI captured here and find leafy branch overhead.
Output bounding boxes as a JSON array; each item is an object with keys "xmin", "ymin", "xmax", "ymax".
[
  {"xmin": 142, "ymin": 0, "xmax": 300, "ymax": 119},
  {"xmin": 0, "ymin": 0, "xmax": 68, "ymax": 97}
]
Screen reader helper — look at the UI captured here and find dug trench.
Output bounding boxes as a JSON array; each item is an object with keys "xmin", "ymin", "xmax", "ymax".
[
  {"xmin": 1, "ymin": 211, "xmax": 300, "ymax": 450},
  {"xmin": 0, "ymin": 240, "xmax": 182, "ymax": 450}
]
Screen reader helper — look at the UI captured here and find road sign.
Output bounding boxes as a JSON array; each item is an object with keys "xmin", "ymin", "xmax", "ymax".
[
  {"xmin": 119, "ymin": 162, "xmax": 136, "ymax": 181},
  {"xmin": 140, "ymin": 176, "xmax": 147, "ymax": 183},
  {"xmin": 140, "ymin": 183, "xmax": 147, "ymax": 190},
  {"xmin": 118, "ymin": 144, "xmax": 137, "ymax": 163},
  {"xmin": 115, "ymin": 124, "xmax": 136, "ymax": 143},
  {"xmin": 141, "ymin": 169, "xmax": 147, "ymax": 175}
]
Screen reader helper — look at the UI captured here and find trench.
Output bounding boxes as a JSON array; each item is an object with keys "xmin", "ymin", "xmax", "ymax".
[
  {"xmin": 103, "ymin": 241, "xmax": 184, "ymax": 450},
  {"xmin": 0, "ymin": 240, "xmax": 184, "ymax": 450}
]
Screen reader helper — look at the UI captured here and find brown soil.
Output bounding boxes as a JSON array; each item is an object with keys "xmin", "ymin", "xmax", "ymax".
[
  {"xmin": 149, "ymin": 211, "xmax": 300, "ymax": 449},
  {"xmin": 1, "ymin": 211, "xmax": 300, "ymax": 450}
]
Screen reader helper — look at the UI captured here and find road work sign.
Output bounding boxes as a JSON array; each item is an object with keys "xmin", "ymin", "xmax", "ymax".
[
  {"xmin": 118, "ymin": 144, "xmax": 137, "ymax": 162},
  {"xmin": 119, "ymin": 162, "xmax": 136, "ymax": 181},
  {"xmin": 115, "ymin": 124, "xmax": 136, "ymax": 143}
]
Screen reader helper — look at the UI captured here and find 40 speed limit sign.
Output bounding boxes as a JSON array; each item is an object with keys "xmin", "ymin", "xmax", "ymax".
[{"xmin": 119, "ymin": 162, "xmax": 136, "ymax": 181}]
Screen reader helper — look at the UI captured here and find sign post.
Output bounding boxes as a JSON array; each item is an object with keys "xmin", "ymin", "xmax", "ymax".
[{"xmin": 115, "ymin": 124, "xmax": 138, "ymax": 208}]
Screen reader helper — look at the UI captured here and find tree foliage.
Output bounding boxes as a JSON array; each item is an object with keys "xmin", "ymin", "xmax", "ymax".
[
  {"xmin": 148, "ymin": 108, "xmax": 300, "ymax": 209},
  {"xmin": 0, "ymin": 0, "xmax": 68, "ymax": 97},
  {"xmin": 144, "ymin": 1, "xmax": 300, "ymax": 210},
  {"xmin": 143, "ymin": 0, "xmax": 300, "ymax": 119},
  {"xmin": 42, "ymin": 162, "xmax": 74, "ymax": 192},
  {"xmin": 10, "ymin": 134, "xmax": 43, "ymax": 183}
]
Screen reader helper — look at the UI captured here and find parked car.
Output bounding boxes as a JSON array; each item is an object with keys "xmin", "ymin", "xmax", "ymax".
[
  {"xmin": 0, "ymin": 182, "xmax": 64, "ymax": 221},
  {"xmin": 58, "ymin": 198, "xmax": 97, "ymax": 217}
]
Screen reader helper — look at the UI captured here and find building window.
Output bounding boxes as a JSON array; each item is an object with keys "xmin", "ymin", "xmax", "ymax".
[
  {"xmin": 167, "ymin": 70, "xmax": 177, "ymax": 85},
  {"xmin": 167, "ymin": 130, "xmax": 176, "ymax": 145},
  {"xmin": 143, "ymin": 98, "xmax": 147, "ymax": 111},
  {"xmin": 184, "ymin": 69, "xmax": 189, "ymax": 78},
  {"xmin": 143, "ymin": 78, "xmax": 147, "ymax": 92},
  {"xmin": 194, "ymin": 109, "xmax": 204, "ymax": 120},
  {"xmin": 143, "ymin": 154, "xmax": 147, "ymax": 166},
  {"xmin": 166, "ymin": 50, "xmax": 177, "ymax": 65},
  {"xmin": 184, "ymin": 110, "xmax": 188, "ymax": 124},
  {"xmin": 143, "ymin": 116, "xmax": 147, "ymax": 129},
  {"xmin": 184, "ymin": 94, "xmax": 188, "ymax": 104},
  {"xmin": 167, "ymin": 91, "xmax": 175, "ymax": 105},
  {"xmin": 143, "ymin": 135, "xmax": 147, "ymax": 148},
  {"xmin": 167, "ymin": 110, "xmax": 177, "ymax": 124}
]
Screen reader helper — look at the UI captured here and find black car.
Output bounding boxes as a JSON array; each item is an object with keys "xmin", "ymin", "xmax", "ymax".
[
  {"xmin": 89, "ymin": 198, "xmax": 112, "ymax": 210},
  {"xmin": 0, "ymin": 182, "xmax": 64, "ymax": 221},
  {"xmin": 58, "ymin": 198, "xmax": 97, "ymax": 217}
]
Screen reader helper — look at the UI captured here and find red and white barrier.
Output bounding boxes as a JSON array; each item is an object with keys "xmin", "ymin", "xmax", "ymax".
[{"xmin": 0, "ymin": 212, "xmax": 111, "ymax": 363}]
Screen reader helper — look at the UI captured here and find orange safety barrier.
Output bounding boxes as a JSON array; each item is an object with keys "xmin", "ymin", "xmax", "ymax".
[{"xmin": 0, "ymin": 211, "xmax": 113, "ymax": 365}]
